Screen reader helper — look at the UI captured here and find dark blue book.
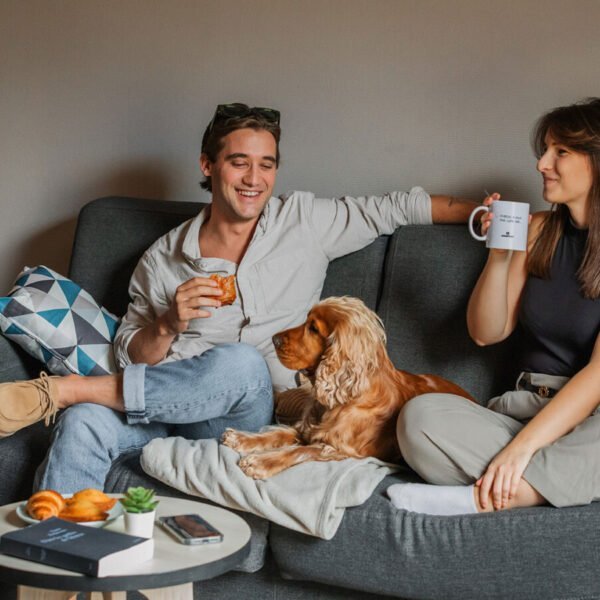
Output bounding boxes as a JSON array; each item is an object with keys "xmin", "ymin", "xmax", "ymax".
[{"xmin": 0, "ymin": 517, "xmax": 154, "ymax": 577}]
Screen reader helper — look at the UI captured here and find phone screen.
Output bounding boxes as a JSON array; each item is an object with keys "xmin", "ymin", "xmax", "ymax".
[{"xmin": 159, "ymin": 514, "xmax": 224, "ymax": 544}]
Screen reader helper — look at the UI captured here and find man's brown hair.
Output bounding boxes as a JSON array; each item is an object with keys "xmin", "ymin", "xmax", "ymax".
[{"xmin": 200, "ymin": 107, "xmax": 281, "ymax": 192}]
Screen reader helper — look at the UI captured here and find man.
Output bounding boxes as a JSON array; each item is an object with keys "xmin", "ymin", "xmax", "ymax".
[{"xmin": 0, "ymin": 103, "xmax": 477, "ymax": 492}]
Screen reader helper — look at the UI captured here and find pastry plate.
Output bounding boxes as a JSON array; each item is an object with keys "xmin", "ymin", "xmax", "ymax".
[{"xmin": 16, "ymin": 498, "xmax": 123, "ymax": 528}]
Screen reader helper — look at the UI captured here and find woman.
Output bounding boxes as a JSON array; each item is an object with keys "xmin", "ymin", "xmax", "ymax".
[{"xmin": 388, "ymin": 97, "xmax": 600, "ymax": 515}]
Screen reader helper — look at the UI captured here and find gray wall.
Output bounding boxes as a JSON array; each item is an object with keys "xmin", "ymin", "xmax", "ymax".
[{"xmin": 1, "ymin": 0, "xmax": 598, "ymax": 292}]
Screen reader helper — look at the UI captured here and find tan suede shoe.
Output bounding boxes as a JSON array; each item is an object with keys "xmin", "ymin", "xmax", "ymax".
[{"xmin": 0, "ymin": 373, "xmax": 60, "ymax": 437}]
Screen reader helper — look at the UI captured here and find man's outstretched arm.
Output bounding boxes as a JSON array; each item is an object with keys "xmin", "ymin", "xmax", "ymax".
[{"xmin": 430, "ymin": 195, "xmax": 478, "ymax": 223}]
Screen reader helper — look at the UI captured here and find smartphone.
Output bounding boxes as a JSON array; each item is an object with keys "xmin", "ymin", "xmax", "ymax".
[{"xmin": 157, "ymin": 514, "xmax": 224, "ymax": 545}]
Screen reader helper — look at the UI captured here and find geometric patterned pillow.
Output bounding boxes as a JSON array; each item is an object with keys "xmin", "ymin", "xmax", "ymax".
[{"xmin": 0, "ymin": 265, "xmax": 120, "ymax": 376}]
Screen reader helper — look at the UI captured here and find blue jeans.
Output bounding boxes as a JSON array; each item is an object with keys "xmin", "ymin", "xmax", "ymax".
[{"xmin": 34, "ymin": 343, "xmax": 273, "ymax": 493}]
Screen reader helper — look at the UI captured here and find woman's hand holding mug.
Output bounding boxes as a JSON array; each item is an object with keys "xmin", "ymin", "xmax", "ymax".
[
  {"xmin": 479, "ymin": 192, "xmax": 500, "ymax": 237},
  {"xmin": 469, "ymin": 193, "xmax": 530, "ymax": 252}
]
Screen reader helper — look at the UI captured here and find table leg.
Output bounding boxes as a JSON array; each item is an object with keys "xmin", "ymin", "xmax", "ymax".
[
  {"xmin": 17, "ymin": 586, "xmax": 78, "ymax": 600},
  {"xmin": 139, "ymin": 582, "xmax": 193, "ymax": 599}
]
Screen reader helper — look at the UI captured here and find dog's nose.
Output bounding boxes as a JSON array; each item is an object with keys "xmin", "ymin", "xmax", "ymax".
[{"xmin": 272, "ymin": 334, "xmax": 283, "ymax": 349}]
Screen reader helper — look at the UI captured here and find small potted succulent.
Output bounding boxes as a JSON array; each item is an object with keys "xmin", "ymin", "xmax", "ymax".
[{"xmin": 120, "ymin": 487, "xmax": 159, "ymax": 538}]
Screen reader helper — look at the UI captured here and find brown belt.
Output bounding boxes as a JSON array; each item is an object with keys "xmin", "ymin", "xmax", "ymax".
[{"xmin": 518, "ymin": 381, "xmax": 557, "ymax": 398}]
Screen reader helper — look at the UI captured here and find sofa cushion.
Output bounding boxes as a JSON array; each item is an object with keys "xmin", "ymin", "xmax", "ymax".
[
  {"xmin": 0, "ymin": 266, "xmax": 119, "ymax": 376},
  {"xmin": 377, "ymin": 224, "xmax": 519, "ymax": 403},
  {"xmin": 269, "ymin": 471, "xmax": 600, "ymax": 600}
]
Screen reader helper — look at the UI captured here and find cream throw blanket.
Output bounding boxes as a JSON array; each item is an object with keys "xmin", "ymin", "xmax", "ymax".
[{"xmin": 141, "ymin": 437, "xmax": 400, "ymax": 540}]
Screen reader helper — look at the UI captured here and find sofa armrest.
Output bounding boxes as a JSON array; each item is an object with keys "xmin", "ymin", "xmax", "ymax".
[{"xmin": 0, "ymin": 335, "xmax": 41, "ymax": 383}]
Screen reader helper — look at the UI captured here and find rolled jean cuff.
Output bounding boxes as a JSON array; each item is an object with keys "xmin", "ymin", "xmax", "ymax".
[{"xmin": 122, "ymin": 363, "xmax": 149, "ymax": 424}]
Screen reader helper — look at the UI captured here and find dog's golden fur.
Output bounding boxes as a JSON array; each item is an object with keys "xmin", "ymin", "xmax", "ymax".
[{"xmin": 222, "ymin": 296, "xmax": 473, "ymax": 479}]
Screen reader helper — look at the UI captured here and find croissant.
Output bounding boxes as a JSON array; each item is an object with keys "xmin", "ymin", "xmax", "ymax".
[
  {"xmin": 210, "ymin": 274, "xmax": 237, "ymax": 306},
  {"xmin": 58, "ymin": 499, "xmax": 108, "ymax": 522},
  {"xmin": 69, "ymin": 488, "xmax": 117, "ymax": 512},
  {"xmin": 26, "ymin": 490, "xmax": 66, "ymax": 521}
]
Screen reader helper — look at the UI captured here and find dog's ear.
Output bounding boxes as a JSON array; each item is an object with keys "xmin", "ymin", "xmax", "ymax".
[{"xmin": 313, "ymin": 310, "xmax": 381, "ymax": 409}]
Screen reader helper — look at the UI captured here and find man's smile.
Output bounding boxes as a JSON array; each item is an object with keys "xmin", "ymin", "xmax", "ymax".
[{"xmin": 237, "ymin": 189, "xmax": 261, "ymax": 198}]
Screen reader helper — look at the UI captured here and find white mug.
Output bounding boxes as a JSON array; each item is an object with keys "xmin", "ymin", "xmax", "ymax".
[{"xmin": 468, "ymin": 200, "xmax": 530, "ymax": 251}]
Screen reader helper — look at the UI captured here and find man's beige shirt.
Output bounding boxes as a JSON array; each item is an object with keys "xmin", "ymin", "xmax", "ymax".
[{"xmin": 114, "ymin": 188, "xmax": 432, "ymax": 391}]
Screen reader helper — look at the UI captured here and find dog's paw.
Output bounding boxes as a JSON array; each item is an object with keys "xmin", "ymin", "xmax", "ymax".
[
  {"xmin": 221, "ymin": 428, "xmax": 245, "ymax": 451},
  {"xmin": 238, "ymin": 454, "xmax": 273, "ymax": 480}
]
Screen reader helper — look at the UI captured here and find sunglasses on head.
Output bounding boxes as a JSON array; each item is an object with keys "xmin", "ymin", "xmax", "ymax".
[{"xmin": 207, "ymin": 103, "xmax": 280, "ymax": 133}]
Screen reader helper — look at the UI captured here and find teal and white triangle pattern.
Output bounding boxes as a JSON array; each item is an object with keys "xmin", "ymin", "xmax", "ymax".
[{"xmin": 0, "ymin": 265, "xmax": 120, "ymax": 376}]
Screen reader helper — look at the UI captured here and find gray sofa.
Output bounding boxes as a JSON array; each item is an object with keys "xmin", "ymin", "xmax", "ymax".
[{"xmin": 1, "ymin": 196, "xmax": 599, "ymax": 599}]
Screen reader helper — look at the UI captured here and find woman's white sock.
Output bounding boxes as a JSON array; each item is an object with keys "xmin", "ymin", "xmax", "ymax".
[{"xmin": 386, "ymin": 483, "xmax": 478, "ymax": 516}]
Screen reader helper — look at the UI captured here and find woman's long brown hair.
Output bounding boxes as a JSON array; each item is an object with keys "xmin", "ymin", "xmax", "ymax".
[{"xmin": 528, "ymin": 98, "xmax": 600, "ymax": 299}]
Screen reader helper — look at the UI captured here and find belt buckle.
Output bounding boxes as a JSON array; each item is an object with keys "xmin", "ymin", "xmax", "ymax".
[{"xmin": 537, "ymin": 385, "xmax": 550, "ymax": 398}]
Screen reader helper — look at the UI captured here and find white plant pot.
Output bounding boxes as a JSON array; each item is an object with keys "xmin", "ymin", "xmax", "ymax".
[{"xmin": 124, "ymin": 509, "xmax": 156, "ymax": 539}]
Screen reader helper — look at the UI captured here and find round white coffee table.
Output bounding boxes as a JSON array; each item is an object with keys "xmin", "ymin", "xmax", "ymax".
[{"xmin": 0, "ymin": 495, "xmax": 251, "ymax": 599}]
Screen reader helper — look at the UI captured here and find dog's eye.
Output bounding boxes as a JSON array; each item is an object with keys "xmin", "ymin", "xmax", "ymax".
[{"xmin": 308, "ymin": 322, "xmax": 320, "ymax": 335}]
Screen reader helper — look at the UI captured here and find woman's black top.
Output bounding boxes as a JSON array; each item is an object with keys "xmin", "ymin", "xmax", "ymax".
[{"xmin": 519, "ymin": 219, "xmax": 600, "ymax": 377}]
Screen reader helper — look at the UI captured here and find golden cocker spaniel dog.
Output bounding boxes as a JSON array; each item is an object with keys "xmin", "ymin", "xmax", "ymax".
[{"xmin": 222, "ymin": 296, "xmax": 473, "ymax": 479}]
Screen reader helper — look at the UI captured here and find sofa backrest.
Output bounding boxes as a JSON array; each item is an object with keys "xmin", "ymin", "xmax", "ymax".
[
  {"xmin": 68, "ymin": 197, "xmax": 517, "ymax": 403},
  {"xmin": 378, "ymin": 225, "xmax": 519, "ymax": 402},
  {"xmin": 69, "ymin": 197, "xmax": 390, "ymax": 316},
  {"xmin": 320, "ymin": 236, "xmax": 388, "ymax": 310},
  {"xmin": 69, "ymin": 197, "xmax": 203, "ymax": 316}
]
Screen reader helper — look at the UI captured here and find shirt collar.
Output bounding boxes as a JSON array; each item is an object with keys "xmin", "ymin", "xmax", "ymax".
[
  {"xmin": 257, "ymin": 197, "xmax": 272, "ymax": 235},
  {"xmin": 181, "ymin": 197, "xmax": 275, "ymax": 263},
  {"xmin": 182, "ymin": 204, "xmax": 210, "ymax": 262}
]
